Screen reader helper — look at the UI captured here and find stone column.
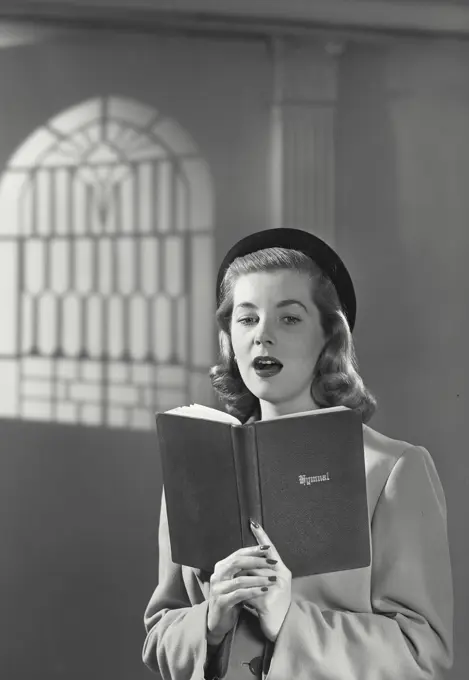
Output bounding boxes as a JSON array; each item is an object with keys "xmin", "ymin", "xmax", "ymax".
[{"xmin": 269, "ymin": 37, "xmax": 343, "ymax": 246}]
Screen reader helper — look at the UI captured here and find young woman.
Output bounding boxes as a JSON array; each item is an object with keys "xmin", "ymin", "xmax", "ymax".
[{"xmin": 142, "ymin": 228, "xmax": 453, "ymax": 679}]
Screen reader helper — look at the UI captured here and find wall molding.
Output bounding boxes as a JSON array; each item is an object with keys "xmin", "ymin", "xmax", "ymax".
[{"xmin": 1, "ymin": 0, "xmax": 469, "ymax": 40}]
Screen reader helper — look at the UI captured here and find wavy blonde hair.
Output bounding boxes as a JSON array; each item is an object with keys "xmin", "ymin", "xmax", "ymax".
[{"xmin": 209, "ymin": 247, "xmax": 377, "ymax": 424}]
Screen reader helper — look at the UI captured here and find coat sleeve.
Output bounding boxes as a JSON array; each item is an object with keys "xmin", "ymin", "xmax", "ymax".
[
  {"xmin": 142, "ymin": 489, "xmax": 213, "ymax": 679},
  {"xmin": 263, "ymin": 446, "xmax": 454, "ymax": 680}
]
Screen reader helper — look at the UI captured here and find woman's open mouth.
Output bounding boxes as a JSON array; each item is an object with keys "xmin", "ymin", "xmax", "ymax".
[{"xmin": 252, "ymin": 356, "xmax": 283, "ymax": 378}]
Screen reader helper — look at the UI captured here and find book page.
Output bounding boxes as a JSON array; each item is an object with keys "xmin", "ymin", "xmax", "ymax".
[
  {"xmin": 261, "ymin": 405, "xmax": 347, "ymax": 421},
  {"xmin": 161, "ymin": 404, "xmax": 241, "ymax": 425}
]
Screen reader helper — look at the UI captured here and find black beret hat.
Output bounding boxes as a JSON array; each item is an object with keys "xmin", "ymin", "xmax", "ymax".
[{"xmin": 216, "ymin": 227, "xmax": 357, "ymax": 332}]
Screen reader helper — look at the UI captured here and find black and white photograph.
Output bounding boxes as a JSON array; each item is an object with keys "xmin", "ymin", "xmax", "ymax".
[{"xmin": 0, "ymin": 1, "xmax": 467, "ymax": 679}]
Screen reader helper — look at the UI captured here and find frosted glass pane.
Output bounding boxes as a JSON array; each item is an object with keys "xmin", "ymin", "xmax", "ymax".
[
  {"xmin": 81, "ymin": 404, "xmax": 101, "ymax": 425},
  {"xmin": 108, "ymin": 296, "xmax": 123, "ymax": 359},
  {"xmin": 139, "ymin": 162, "xmax": 153, "ymax": 233},
  {"xmin": 25, "ymin": 240, "xmax": 44, "ymax": 295},
  {"xmin": 181, "ymin": 159, "xmax": 213, "ymax": 230},
  {"xmin": 23, "ymin": 358, "xmax": 52, "ymax": 378},
  {"xmin": 191, "ymin": 236, "xmax": 215, "ymax": 366},
  {"xmin": 108, "ymin": 96, "xmax": 157, "ymax": 129},
  {"xmin": 51, "ymin": 240, "xmax": 69, "ymax": 293},
  {"xmin": 37, "ymin": 170, "xmax": 52, "ymax": 236},
  {"xmin": 87, "ymin": 296, "xmax": 102, "ymax": 357},
  {"xmin": 141, "ymin": 386, "xmax": 154, "ymax": 407},
  {"xmin": 105, "ymin": 185, "xmax": 117, "ymax": 236},
  {"xmin": 70, "ymin": 382, "xmax": 101, "ymax": 402},
  {"xmin": 106, "ymin": 121, "xmax": 124, "ymax": 145},
  {"xmin": 157, "ymin": 389, "xmax": 187, "ymax": 411},
  {"xmin": 51, "ymin": 98, "xmax": 101, "ymax": 136},
  {"xmin": 73, "ymin": 176, "xmax": 87, "ymax": 235},
  {"xmin": 117, "ymin": 239, "xmax": 134, "ymax": 295},
  {"xmin": 129, "ymin": 142, "xmax": 166, "ymax": 163},
  {"xmin": 130, "ymin": 296, "xmax": 147, "ymax": 361},
  {"xmin": 108, "ymin": 406, "xmax": 126, "ymax": 427},
  {"xmin": 81, "ymin": 360, "xmax": 102, "ymax": 381},
  {"xmin": 88, "ymin": 143, "xmax": 119, "ymax": 166},
  {"xmin": 38, "ymin": 294, "xmax": 57, "ymax": 355},
  {"xmin": 56, "ymin": 402, "xmax": 77, "ymax": 423},
  {"xmin": 133, "ymin": 364, "xmax": 153, "ymax": 385},
  {"xmin": 120, "ymin": 174, "xmax": 134, "ymax": 235},
  {"xmin": 152, "ymin": 119, "xmax": 197, "ymax": 156},
  {"xmin": 10, "ymin": 128, "xmax": 58, "ymax": 168},
  {"xmin": 21, "ymin": 295, "xmax": 33, "ymax": 353},
  {"xmin": 0, "ymin": 241, "xmax": 17, "ymax": 353},
  {"xmin": 165, "ymin": 237, "xmax": 183, "ymax": 297},
  {"xmin": 109, "ymin": 363, "xmax": 129, "ymax": 383},
  {"xmin": 0, "ymin": 172, "xmax": 29, "ymax": 235},
  {"xmin": 190, "ymin": 371, "xmax": 213, "ymax": 406},
  {"xmin": 41, "ymin": 147, "xmax": 77, "ymax": 168},
  {"xmin": 55, "ymin": 169, "xmax": 70, "ymax": 235},
  {"xmin": 156, "ymin": 161, "xmax": 171, "ymax": 233},
  {"xmin": 154, "ymin": 296, "xmax": 171, "ymax": 362},
  {"xmin": 155, "ymin": 365, "xmax": 185, "ymax": 386},
  {"xmin": 131, "ymin": 409, "xmax": 153, "ymax": 430},
  {"xmin": 23, "ymin": 379, "xmax": 53, "ymax": 399},
  {"xmin": 85, "ymin": 122, "xmax": 101, "ymax": 146},
  {"xmin": 21, "ymin": 180, "xmax": 34, "ymax": 237},
  {"xmin": 141, "ymin": 237, "xmax": 158, "ymax": 295},
  {"xmin": 56, "ymin": 381, "xmax": 67, "ymax": 399},
  {"xmin": 62, "ymin": 295, "xmax": 80, "ymax": 356},
  {"xmin": 175, "ymin": 175, "xmax": 188, "ymax": 233},
  {"xmin": 177, "ymin": 296, "xmax": 187, "ymax": 362},
  {"xmin": 56, "ymin": 359, "xmax": 77, "ymax": 379},
  {"xmin": 0, "ymin": 361, "xmax": 18, "ymax": 416},
  {"xmin": 72, "ymin": 130, "xmax": 93, "ymax": 154},
  {"xmin": 98, "ymin": 238, "xmax": 113, "ymax": 294},
  {"xmin": 75, "ymin": 239, "xmax": 93, "ymax": 294},
  {"xmin": 108, "ymin": 384, "xmax": 138, "ymax": 406},
  {"xmin": 23, "ymin": 400, "xmax": 52, "ymax": 420}
]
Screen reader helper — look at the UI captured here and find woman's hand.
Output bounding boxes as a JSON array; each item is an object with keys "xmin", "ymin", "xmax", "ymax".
[
  {"xmin": 240, "ymin": 520, "xmax": 292, "ymax": 642},
  {"xmin": 206, "ymin": 544, "xmax": 274, "ymax": 645}
]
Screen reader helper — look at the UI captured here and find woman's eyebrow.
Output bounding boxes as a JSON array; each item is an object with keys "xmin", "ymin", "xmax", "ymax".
[{"xmin": 235, "ymin": 300, "xmax": 308, "ymax": 312}]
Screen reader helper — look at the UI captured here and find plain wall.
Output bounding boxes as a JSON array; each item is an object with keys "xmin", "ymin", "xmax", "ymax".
[
  {"xmin": 336, "ymin": 39, "xmax": 469, "ymax": 680},
  {"xmin": 0, "ymin": 419, "xmax": 160, "ymax": 680},
  {"xmin": 0, "ymin": 27, "xmax": 468, "ymax": 680}
]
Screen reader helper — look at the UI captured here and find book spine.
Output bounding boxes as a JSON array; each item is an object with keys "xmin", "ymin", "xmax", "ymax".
[{"xmin": 230, "ymin": 425, "xmax": 263, "ymax": 548}]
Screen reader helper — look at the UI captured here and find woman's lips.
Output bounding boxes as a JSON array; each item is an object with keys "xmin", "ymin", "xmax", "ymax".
[
  {"xmin": 252, "ymin": 356, "xmax": 283, "ymax": 378},
  {"xmin": 254, "ymin": 365, "xmax": 283, "ymax": 378}
]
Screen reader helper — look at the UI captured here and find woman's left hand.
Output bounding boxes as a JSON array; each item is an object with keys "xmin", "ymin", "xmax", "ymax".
[{"xmin": 238, "ymin": 520, "xmax": 292, "ymax": 642}]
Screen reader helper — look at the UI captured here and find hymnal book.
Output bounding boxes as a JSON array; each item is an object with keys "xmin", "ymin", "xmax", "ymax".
[{"xmin": 155, "ymin": 405, "xmax": 370, "ymax": 579}]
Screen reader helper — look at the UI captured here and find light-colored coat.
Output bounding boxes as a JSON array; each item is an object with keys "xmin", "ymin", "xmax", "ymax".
[{"xmin": 142, "ymin": 424, "xmax": 453, "ymax": 679}]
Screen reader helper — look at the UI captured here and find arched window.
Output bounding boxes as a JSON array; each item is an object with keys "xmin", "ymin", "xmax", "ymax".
[{"xmin": 0, "ymin": 96, "xmax": 215, "ymax": 429}]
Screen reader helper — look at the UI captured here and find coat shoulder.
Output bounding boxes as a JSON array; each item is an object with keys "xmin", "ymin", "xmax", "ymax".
[{"xmin": 362, "ymin": 424, "xmax": 419, "ymax": 506}]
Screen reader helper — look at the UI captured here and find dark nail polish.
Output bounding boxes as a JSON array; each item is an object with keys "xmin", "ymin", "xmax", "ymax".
[
  {"xmin": 261, "ymin": 586, "xmax": 269, "ymax": 592},
  {"xmin": 268, "ymin": 576, "xmax": 277, "ymax": 582},
  {"xmin": 250, "ymin": 519, "xmax": 260, "ymax": 528},
  {"xmin": 266, "ymin": 559, "xmax": 278, "ymax": 565},
  {"xmin": 259, "ymin": 544, "xmax": 270, "ymax": 551}
]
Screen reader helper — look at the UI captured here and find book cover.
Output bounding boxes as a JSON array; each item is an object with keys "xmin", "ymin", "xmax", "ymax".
[{"xmin": 155, "ymin": 405, "xmax": 370, "ymax": 578}]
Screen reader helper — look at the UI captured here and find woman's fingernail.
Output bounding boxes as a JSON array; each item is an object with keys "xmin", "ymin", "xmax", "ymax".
[
  {"xmin": 268, "ymin": 576, "xmax": 277, "ymax": 582},
  {"xmin": 261, "ymin": 586, "xmax": 269, "ymax": 592},
  {"xmin": 259, "ymin": 544, "xmax": 270, "ymax": 551},
  {"xmin": 266, "ymin": 559, "xmax": 278, "ymax": 565},
  {"xmin": 250, "ymin": 519, "xmax": 260, "ymax": 528}
]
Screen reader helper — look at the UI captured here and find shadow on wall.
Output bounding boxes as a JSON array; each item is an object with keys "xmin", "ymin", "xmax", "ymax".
[{"xmin": 0, "ymin": 418, "xmax": 161, "ymax": 680}]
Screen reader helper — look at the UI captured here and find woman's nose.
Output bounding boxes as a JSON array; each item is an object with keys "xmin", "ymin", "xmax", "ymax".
[{"xmin": 254, "ymin": 321, "xmax": 275, "ymax": 345}]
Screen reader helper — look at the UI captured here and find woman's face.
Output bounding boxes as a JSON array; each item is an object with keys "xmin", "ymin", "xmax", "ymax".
[{"xmin": 230, "ymin": 269, "xmax": 326, "ymax": 419}]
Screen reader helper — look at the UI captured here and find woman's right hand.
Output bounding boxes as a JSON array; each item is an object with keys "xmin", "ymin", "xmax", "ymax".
[{"xmin": 206, "ymin": 544, "xmax": 274, "ymax": 645}]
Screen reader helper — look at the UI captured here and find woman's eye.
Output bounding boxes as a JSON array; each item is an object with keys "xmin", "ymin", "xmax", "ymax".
[
  {"xmin": 283, "ymin": 316, "xmax": 301, "ymax": 325},
  {"xmin": 238, "ymin": 316, "xmax": 257, "ymax": 325}
]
